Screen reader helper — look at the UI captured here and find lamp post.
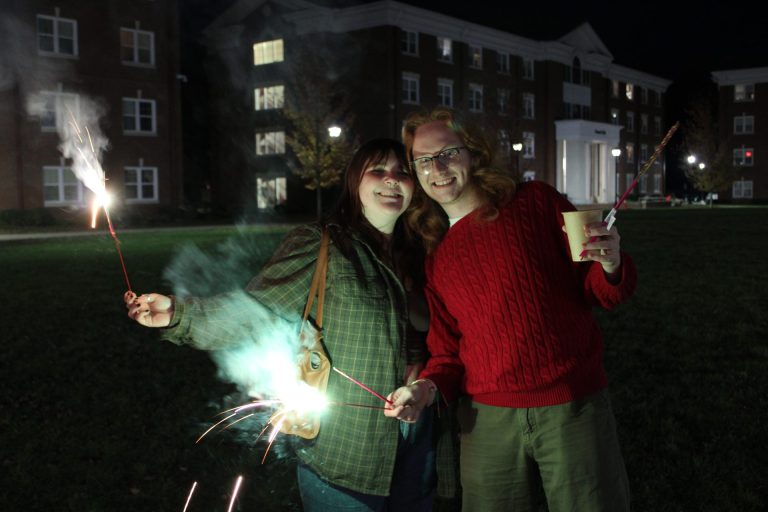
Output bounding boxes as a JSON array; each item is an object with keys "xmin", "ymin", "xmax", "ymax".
[
  {"xmin": 512, "ymin": 142, "xmax": 523, "ymax": 178},
  {"xmin": 611, "ymin": 147, "xmax": 621, "ymax": 202}
]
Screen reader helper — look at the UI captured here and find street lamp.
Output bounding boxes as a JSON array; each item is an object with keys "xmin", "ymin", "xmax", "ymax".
[
  {"xmin": 328, "ymin": 125, "xmax": 342, "ymax": 138},
  {"xmin": 611, "ymin": 147, "xmax": 621, "ymax": 202},
  {"xmin": 512, "ymin": 142, "xmax": 523, "ymax": 177},
  {"xmin": 698, "ymin": 162, "xmax": 706, "ymax": 170},
  {"xmin": 687, "ymin": 154, "xmax": 696, "ymax": 165}
]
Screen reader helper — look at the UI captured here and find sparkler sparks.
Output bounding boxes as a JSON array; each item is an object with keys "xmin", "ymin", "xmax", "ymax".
[
  {"xmin": 226, "ymin": 476, "xmax": 244, "ymax": 512},
  {"xmin": 181, "ymin": 481, "xmax": 197, "ymax": 512}
]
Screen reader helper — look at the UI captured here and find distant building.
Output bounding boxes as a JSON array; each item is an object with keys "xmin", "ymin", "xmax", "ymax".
[
  {"xmin": 711, "ymin": 66, "xmax": 768, "ymax": 201},
  {"xmin": 0, "ymin": 0, "xmax": 183, "ymax": 220},
  {"xmin": 202, "ymin": 0, "xmax": 670, "ymax": 214}
]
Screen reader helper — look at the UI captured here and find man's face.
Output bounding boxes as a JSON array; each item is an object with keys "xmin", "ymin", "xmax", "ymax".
[{"xmin": 411, "ymin": 121, "xmax": 476, "ymax": 218}]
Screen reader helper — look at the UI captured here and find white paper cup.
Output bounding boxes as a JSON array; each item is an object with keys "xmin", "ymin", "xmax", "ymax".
[{"xmin": 562, "ymin": 209, "xmax": 603, "ymax": 262}]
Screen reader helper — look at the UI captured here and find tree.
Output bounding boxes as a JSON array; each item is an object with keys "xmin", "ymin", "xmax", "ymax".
[
  {"xmin": 682, "ymin": 94, "xmax": 737, "ymax": 207},
  {"xmin": 284, "ymin": 43, "xmax": 357, "ymax": 219}
]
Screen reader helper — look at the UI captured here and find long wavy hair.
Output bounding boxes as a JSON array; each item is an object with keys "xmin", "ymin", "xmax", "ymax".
[
  {"xmin": 324, "ymin": 138, "xmax": 425, "ymax": 289},
  {"xmin": 402, "ymin": 107, "xmax": 517, "ymax": 253}
]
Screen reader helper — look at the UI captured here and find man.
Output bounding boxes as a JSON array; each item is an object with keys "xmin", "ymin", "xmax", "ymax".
[{"xmin": 385, "ymin": 107, "xmax": 635, "ymax": 511}]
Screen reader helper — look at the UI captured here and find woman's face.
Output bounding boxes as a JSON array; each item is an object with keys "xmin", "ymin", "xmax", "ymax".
[{"xmin": 358, "ymin": 151, "xmax": 414, "ymax": 234}]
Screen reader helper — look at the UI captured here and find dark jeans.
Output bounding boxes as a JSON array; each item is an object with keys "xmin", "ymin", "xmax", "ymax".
[{"xmin": 297, "ymin": 415, "xmax": 435, "ymax": 512}]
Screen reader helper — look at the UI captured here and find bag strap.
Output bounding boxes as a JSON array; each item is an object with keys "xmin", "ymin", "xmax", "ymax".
[{"xmin": 302, "ymin": 227, "xmax": 330, "ymax": 328}]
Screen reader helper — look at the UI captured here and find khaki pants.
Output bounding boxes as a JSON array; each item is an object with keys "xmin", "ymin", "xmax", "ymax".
[{"xmin": 457, "ymin": 390, "xmax": 630, "ymax": 512}]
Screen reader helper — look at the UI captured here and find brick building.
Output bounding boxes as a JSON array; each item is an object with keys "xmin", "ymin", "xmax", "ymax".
[
  {"xmin": 202, "ymin": 0, "xmax": 670, "ymax": 214},
  {"xmin": 0, "ymin": 0, "xmax": 183, "ymax": 220}
]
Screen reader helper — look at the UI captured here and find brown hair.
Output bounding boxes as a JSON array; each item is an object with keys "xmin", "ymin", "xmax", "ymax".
[{"xmin": 402, "ymin": 107, "xmax": 517, "ymax": 253}]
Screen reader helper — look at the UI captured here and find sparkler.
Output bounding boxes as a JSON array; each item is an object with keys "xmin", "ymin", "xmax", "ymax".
[
  {"xmin": 64, "ymin": 107, "xmax": 132, "ymax": 291},
  {"xmin": 579, "ymin": 121, "xmax": 680, "ymax": 260}
]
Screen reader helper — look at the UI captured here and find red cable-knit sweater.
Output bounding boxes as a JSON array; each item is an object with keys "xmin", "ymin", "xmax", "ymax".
[{"xmin": 420, "ymin": 181, "xmax": 637, "ymax": 408}]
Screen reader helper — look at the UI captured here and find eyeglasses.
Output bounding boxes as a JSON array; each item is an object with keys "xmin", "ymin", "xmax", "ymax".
[{"xmin": 409, "ymin": 146, "xmax": 467, "ymax": 175}]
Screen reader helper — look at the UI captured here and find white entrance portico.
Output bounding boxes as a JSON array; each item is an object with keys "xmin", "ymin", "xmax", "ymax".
[{"xmin": 555, "ymin": 120, "xmax": 621, "ymax": 205}]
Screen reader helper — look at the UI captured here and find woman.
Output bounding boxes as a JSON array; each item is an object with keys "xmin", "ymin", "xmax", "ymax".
[{"xmin": 124, "ymin": 139, "xmax": 434, "ymax": 511}]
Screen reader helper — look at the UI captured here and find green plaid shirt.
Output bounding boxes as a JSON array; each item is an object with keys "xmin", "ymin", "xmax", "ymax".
[{"xmin": 162, "ymin": 223, "xmax": 413, "ymax": 495}]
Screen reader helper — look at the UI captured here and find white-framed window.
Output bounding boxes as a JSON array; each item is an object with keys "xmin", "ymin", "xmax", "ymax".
[
  {"xmin": 653, "ymin": 173, "xmax": 662, "ymax": 193},
  {"xmin": 497, "ymin": 88, "xmax": 509, "ymax": 114},
  {"xmin": 254, "ymin": 85, "xmax": 284, "ymax": 110},
  {"xmin": 523, "ymin": 93, "xmax": 535, "ymax": 119},
  {"xmin": 37, "ymin": 14, "xmax": 78, "ymax": 57},
  {"xmin": 468, "ymin": 44, "xmax": 482, "ymax": 69},
  {"xmin": 123, "ymin": 97, "xmax": 157, "ymax": 134},
  {"xmin": 124, "ymin": 165, "xmax": 158, "ymax": 203},
  {"xmin": 497, "ymin": 52, "xmax": 510, "ymax": 73},
  {"xmin": 564, "ymin": 103, "xmax": 590, "ymax": 120},
  {"xmin": 732, "ymin": 179, "xmax": 753, "ymax": 199},
  {"xmin": 43, "ymin": 165, "xmax": 83, "ymax": 206},
  {"xmin": 468, "ymin": 83, "xmax": 483, "ymax": 112},
  {"xmin": 641, "ymin": 87, "xmax": 648, "ymax": 104},
  {"xmin": 640, "ymin": 144, "xmax": 649, "ymax": 162},
  {"xmin": 625, "ymin": 83, "xmax": 634, "ymax": 101},
  {"xmin": 611, "ymin": 80, "xmax": 620, "ymax": 98},
  {"xmin": 523, "ymin": 170, "xmax": 536, "ymax": 182},
  {"xmin": 626, "ymin": 111, "xmax": 635, "ymax": 132},
  {"xmin": 402, "ymin": 72, "xmax": 420, "ymax": 104},
  {"xmin": 37, "ymin": 91, "xmax": 79, "ymax": 132},
  {"xmin": 733, "ymin": 147, "xmax": 754, "ymax": 166},
  {"xmin": 641, "ymin": 114, "xmax": 648, "ymax": 135},
  {"xmin": 437, "ymin": 78, "xmax": 453, "ymax": 107},
  {"xmin": 734, "ymin": 114, "xmax": 754, "ymax": 134},
  {"xmin": 654, "ymin": 116, "xmax": 661, "ymax": 136},
  {"xmin": 257, "ymin": 176, "xmax": 287, "ymax": 210},
  {"xmin": 255, "ymin": 130, "xmax": 285, "ymax": 155},
  {"xmin": 626, "ymin": 142, "xmax": 635, "ymax": 163},
  {"xmin": 498, "ymin": 129, "xmax": 511, "ymax": 157},
  {"xmin": 436, "ymin": 37, "xmax": 452, "ymax": 62},
  {"xmin": 120, "ymin": 28, "xmax": 154, "ymax": 66},
  {"xmin": 522, "ymin": 58, "xmax": 534, "ymax": 80},
  {"xmin": 639, "ymin": 174, "xmax": 648, "ymax": 193},
  {"xmin": 253, "ymin": 39, "xmax": 284, "ymax": 65},
  {"xmin": 522, "ymin": 131, "xmax": 535, "ymax": 159},
  {"xmin": 734, "ymin": 84, "xmax": 755, "ymax": 102},
  {"xmin": 610, "ymin": 108, "xmax": 620, "ymax": 125},
  {"xmin": 625, "ymin": 172, "xmax": 634, "ymax": 192},
  {"xmin": 401, "ymin": 30, "xmax": 418, "ymax": 55}
]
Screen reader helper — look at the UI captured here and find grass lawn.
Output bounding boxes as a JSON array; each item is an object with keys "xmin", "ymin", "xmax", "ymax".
[{"xmin": 1, "ymin": 208, "xmax": 766, "ymax": 511}]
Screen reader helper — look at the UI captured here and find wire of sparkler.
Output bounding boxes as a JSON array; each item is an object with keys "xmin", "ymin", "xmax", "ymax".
[
  {"xmin": 181, "ymin": 481, "xmax": 197, "ymax": 512},
  {"xmin": 578, "ymin": 121, "xmax": 680, "ymax": 259},
  {"xmin": 102, "ymin": 206, "xmax": 132, "ymax": 292},
  {"xmin": 226, "ymin": 476, "xmax": 244, "ymax": 512},
  {"xmin": 332, "ymin": 367, "xmax": 394, "ymax": 405}
]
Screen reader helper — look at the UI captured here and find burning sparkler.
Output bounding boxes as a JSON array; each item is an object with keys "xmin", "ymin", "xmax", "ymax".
[{"xmin": 578, "ymin": 121, "xmax": 680, "ymax": 260}]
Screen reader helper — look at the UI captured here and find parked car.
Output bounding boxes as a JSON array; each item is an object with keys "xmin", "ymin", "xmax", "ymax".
[{"xmin": 637, "ymin": 193, "xmax": 683, "ymax": 207}]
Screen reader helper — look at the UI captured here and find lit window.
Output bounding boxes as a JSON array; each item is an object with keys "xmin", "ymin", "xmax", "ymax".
[
  {"xmin": 523, "ymin": 93, "xmax": 534, "ymax": 119},
  {"xmin": 37, "ymin": 14, "xmax": 78, "ymax": 57},
  {"xmin": 734, "ymin": 115, "xmax": 754, "ymax": 134},
  {"xmin": 436, "ymin": 37, "xmax": 453, "ymax": 62},
  {"xmin": 733, "ymin": 147, "xmax": 754, "ymax": 166},
  {"xmin": 437, "ymin": 78, "xmax": 453, "ymax": 107},
  {"xmin": 522, "ymin": 131, "xmax": 535, "ymax": 159},
  {"xmin": 257, "ymin": 177, "xmax": 287, "ymax": 210},
  {"xmin": 497, "ymin": 52, "xmax": 510, "ymax": 73},
  {"xmin": 734, "ymin": 84, "xmax": 755, "ymax": 102},
  {"xmin": 625, "ymin": 83, "xmax": 634, "ymax": 101},
  {"xmin": 124, "ymin": 166, "xmax": 158, "ymax": 203},
  {"xmin": 120, "ymin": 28, "xmax": 154, "ymax": 66},
  {"xmin": 43, "ymin": 166, "xmax": 83, "ymax": 205},
  {"xmin": 401, "ymin": 30, "xmax": 418, "ymax": 55},
  {"xmin": 522, "ymin": 58, "xmax": 534, "ymax": 80},
  {"xmin": 468, "ymin": 83, "xmax": 483, "ymax": 112},
  {"xmin": 256, "ymin": 131, "xmax": 285, "ymax": 155},
  {"xmin": 523, "ymin": 171, "xmax": 536, "ymax": 182},
  {"xmin": 123, "ymin": 98, "xmax": 157, "ymax": 134},
  {"xmin": 626, "ymin": 142, "xmax": 635, "ymax": 163},
  {"xmin": 469, "ymin": 45, "xmax": 482, "ymax": 69},
  {"xmin": 254, "ymin": 85, "xmax": 285, "ymax": 110},
  {"xmin": 402, "ymin": 73, "xmax": 420, "ymax": 104},
  {"xmin": 253, "ymin": 39, "xmax": 284, "ymax": 65}
]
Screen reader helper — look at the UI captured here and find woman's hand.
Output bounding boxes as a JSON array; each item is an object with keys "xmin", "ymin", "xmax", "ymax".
[
  {"xmin": 581, "ymin": 222, "xmax": 622, "ymax": 276},
  {"xmin": 124, "ymin": 291, "xmax": 174, "ymax": 328},
  {"xmin": 383, "ymin": 379, "xmax": 437, "ymax": 423}
]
